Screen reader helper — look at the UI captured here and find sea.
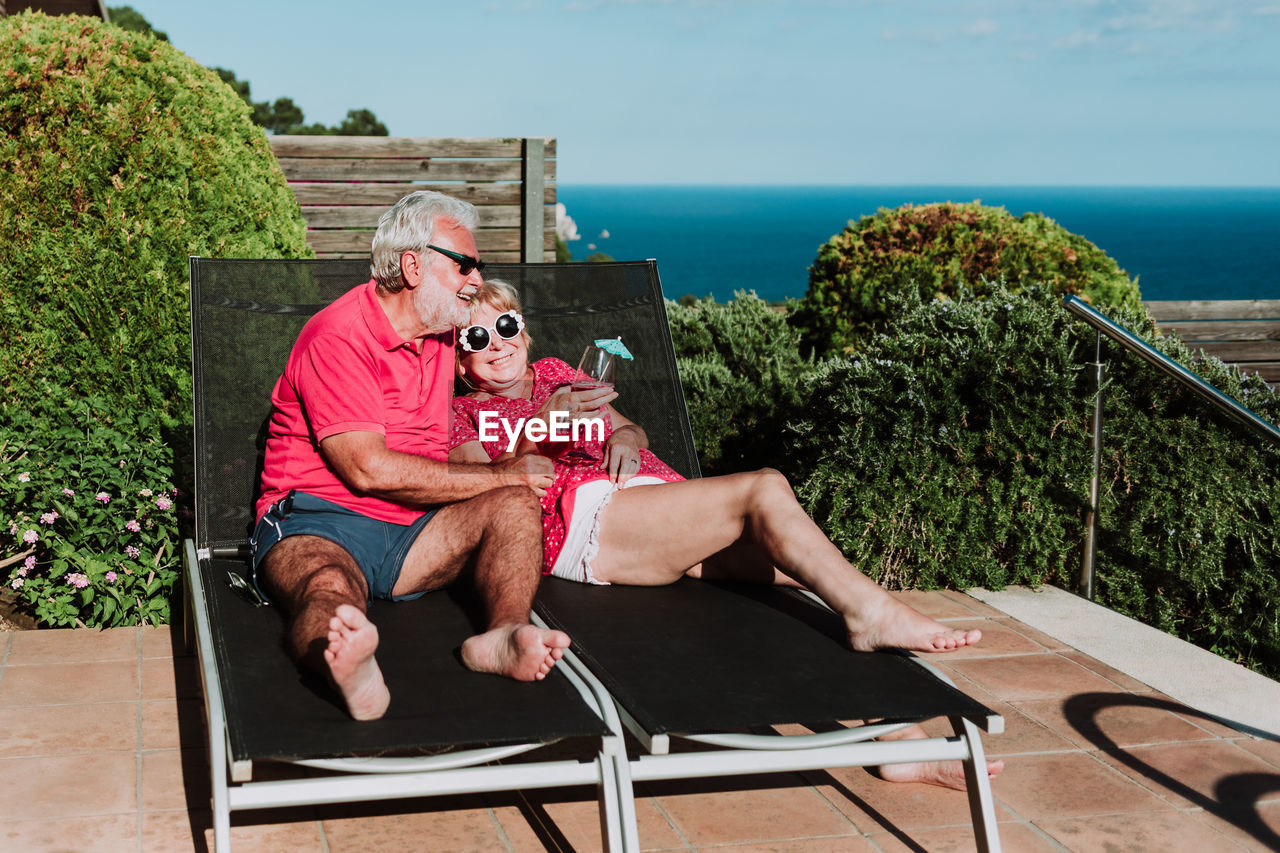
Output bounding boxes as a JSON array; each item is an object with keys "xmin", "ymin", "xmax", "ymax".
[{"xmin": 556, "ymin": 186, "xmax": 1280, "ymax": 305}]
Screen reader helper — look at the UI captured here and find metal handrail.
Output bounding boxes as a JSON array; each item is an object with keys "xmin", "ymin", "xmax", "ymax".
[
  {"xmin": 1061, "ymin": 295, "xmax": 1280, "ymax": 446},
  {"xmin": 1060, "ymin": 295, "xmax": 1280, "ymax": 599}
]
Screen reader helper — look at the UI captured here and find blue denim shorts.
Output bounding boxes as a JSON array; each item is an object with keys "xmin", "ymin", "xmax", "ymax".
[{"xmin": 250, "ymin": 491, "xmax": 440, "ymax": 603}]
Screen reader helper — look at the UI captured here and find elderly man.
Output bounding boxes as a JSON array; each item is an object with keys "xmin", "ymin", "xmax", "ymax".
[{"xmin": 250, "ymin": 191, "xmax": 568, "ymax": 721}]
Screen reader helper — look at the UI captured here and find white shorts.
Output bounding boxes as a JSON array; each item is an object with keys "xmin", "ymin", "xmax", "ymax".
[{"xmin": 549, "ymin": 476, "xmax": 668, "ymax": 585}]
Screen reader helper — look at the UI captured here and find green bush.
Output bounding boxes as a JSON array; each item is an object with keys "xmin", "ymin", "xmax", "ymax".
[
  {"xmin": 781, "ymin": 285, "xmax": 1280, "ymax": 676},
  {"xmin": 666, "ymin": 292, "xmax": 812, "ymax": 474},
  {"xmin": 3, "ymin": 385, "xmax": 180, "ymax": 627},
  {"xmin": 789, "ymin": 201, "xmax": 1143, "ymax": 356},
  {"xmin": 0, "ymin": 12, "xmax": 310, "ymax": 626},
  {"xmin": 0, "ymin": 11, "xmax": 310, "ymax": 424}
]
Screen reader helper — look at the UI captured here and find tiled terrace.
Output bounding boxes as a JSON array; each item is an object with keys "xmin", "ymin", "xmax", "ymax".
[{"xmin": 2, "ymin": 589, "xmax": 1279, "ymax": 852}]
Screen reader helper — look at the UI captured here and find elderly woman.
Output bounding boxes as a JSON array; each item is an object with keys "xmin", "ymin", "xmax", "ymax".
[{"xmin": 449, "ymin": 279, "xmax": 1003, "ymax": 789}]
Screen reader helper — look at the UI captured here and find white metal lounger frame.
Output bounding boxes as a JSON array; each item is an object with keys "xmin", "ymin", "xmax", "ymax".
[
  {"xmin": 183, "ymin": 541, "xmax": 643, "ymax": 853},
  {"xmin": 537, "ymin": 597, "xmax": 1005, "ymax": 853}
]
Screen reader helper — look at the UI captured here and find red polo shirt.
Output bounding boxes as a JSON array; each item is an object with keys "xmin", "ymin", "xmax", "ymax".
[{"xmin": 256, "ymin": 279, "xmax": 454, "ymax": 524}]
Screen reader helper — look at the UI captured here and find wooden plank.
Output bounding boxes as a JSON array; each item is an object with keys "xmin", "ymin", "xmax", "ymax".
[
  {"xmin": 269, "ymin": 136, "xmax": 555, "ymax": 159},
  {"xmin": 1146, "ymin": 300, "xmax": 1280, "ymax": 321},
  {"xmin": 314, "ymin": 250, "xmax": 530, "ymax": 263},
  {"xmin": 305, "ymin": 228, "xmax": 555, "ymax": 255},
  {"xmin": 287, "ymin": 182, "xmax": 556, "ymax": 207},
  {"xmin": 298, "ymin": 204, "xmax": 555, "ymax": 230},
  {"xmin": 1157, "ymin": 320, "xmax": 1280, "ymax": 343},
  {"xmin": 280, "ymin": 158, "xmax": 549, "ymax": 183},
  {"xmin": 1182, "ymin": 341, "xmax": 1280, "ymax": 362}
]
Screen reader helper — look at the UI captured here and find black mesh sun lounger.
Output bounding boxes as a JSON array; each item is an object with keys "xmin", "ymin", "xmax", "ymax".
[
  {"xmin": 185, "ymin": 258, "xmax": 638, "ymax": 852},
  {"xmin": 186, "ymin": 257, "xmax": 1003, "ymax": 852}
]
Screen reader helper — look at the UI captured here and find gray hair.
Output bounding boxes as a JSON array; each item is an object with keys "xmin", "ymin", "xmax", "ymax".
[{"xmin": 369, "ymin": 191, "xmax": 479, "ymax": 292}]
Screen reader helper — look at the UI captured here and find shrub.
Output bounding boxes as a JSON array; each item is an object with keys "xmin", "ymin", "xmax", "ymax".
[
  {"xmin": 0, "ymin": 11, "xmax": 310, "ymax": 425},
  {"xmin": 783, "ymin": 285, "xmax": 1280, "ymax": 676},
  {"xmin": 789, "ymin": 201, "xmax": 1143, "ymax": 356},
  {"xmin": 0, "ymin": 12, "xmax": 310, "ymax": 626},
  {"xmin": 666, "ymin": 292, "xmax": 813, "ymax": 474},
  {"xmin": 3, "ymin": 386, "xmax": 181, "ymax": 627}
]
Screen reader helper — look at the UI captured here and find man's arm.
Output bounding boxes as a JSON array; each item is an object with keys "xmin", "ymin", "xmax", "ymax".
[{"xmin": 321, "ymin": 430, "xmax": 555, "ymax": 503}]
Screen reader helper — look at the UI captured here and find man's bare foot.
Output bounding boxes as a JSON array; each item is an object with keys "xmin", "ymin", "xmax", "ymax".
[
  {"xmin": 871, "ymin": 757, "xmax": 1005, "ymax": 791},
  {"xmin": 323, "ymin": 604, "xmax": 391, "ymax": 721},
  {"xmin": 846, "ymin": 593, "xmax": 981, "ymax": 652},
  {"xmin": 460, "ymin": 623, "xmax": 571, "ymax": 681}
]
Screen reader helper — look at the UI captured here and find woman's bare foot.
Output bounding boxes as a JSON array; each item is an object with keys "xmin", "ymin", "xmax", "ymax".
[
  {"xmin": 323, "ymin": 604, "xmax": 391, "ymax": 721},
  {"xmin": 869, "ymin": 724, "xmax": 1004, "ymax": 790},
  {"xmin": 460, "ymin": 623, "xmax": 572, "ymax": 681},
  {"xmin": 846, "ymin": 593, "xmax": 981, "ymax": 652},
  {"xmin": 871, "ymin": 757, "xmax": 1005, "ymax": 790}
]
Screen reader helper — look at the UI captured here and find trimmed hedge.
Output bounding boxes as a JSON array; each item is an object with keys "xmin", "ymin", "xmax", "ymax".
[
  {"xmin": 690, "ymin": 286, "xmax": 1280, "ymax": 676},
  {"xmin": 1, "ymin": 12, "xmax": 310, "ymax": 626},
  {"xmin": 789, "ymin": 201, "xmax": 1144, "ymax": 356},
  {"xmin": 0, "ymin": 11, "xmax": 310, "ymax": 423}
]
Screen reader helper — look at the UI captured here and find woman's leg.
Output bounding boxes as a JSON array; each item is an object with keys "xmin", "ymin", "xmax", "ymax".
[{"xmin": 590, "ymin": 470, "xmax": 980, "ymax": 653}]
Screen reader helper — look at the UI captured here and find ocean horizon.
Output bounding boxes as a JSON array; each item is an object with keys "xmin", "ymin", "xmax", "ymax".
[{"xmin": 556, "ymin": 185, "xmax": 1280, "ymax": 305}]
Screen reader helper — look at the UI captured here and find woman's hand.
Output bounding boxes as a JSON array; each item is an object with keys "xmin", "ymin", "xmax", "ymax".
[
  {"xmin": 602, "ymin": 427, "xmax": 643, "ymax": 485},
  {"xmin": 536, "ymin": 383, "xmax": 619, "ymax": 424}
]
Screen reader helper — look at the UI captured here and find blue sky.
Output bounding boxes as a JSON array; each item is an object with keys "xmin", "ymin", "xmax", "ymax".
[{"xmin": 121, "ymin": 0, "xmax": 1279, "ymax": 185}]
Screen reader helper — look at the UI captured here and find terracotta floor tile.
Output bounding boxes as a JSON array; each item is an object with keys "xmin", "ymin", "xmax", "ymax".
[
  {"xmin": 988, "ymin": 752, "xmax": 1172, "ymax": 820},
  {"xmin": 939, "ymin": 590, "xmax": 1009, "ymax": 619},
  {"xmin": 1059, "ymin": 650, "xmax": 1156, "ymax": 692},
  {"xmin": 0, "ymin": 659, "xmax": 139, "ymax": 706},
  {"xmin": 810, "ymin": 771, "xmax": 1011, "ymax": 833},
  {"xmin": 141, "ymin": 698, "xmax": 206, "ymax": 750},
  {"xmin": 322, "ymin": 804, "xmax": 508, "ymax": 852},
  {"xmin": 1012, "ymin": 692, "xmax": 1219, "ymax": 751},
  {"xmin": 650, "ymin": 774, "xmax": 856, "ymax": 846},
  {"xmin": 146, "ymin": 807, "xmax": 326, "ymax": 853},
  {"xmin": 501, "ymin": 786, "xmax": 690, "ymax": 852},
  {"xmin": 1035, "ymin": 809, "xmax": 1252, "ymax": 852},
  {"xmin": 0, "ymin": 701, "xmax": 138, "ymax": 757},
  {"xmin": 141, "ymin": 749, "xmax": 211, "ymax": 812},
  {"xmin": 1235, "ymin": 737, "xmax": 1280, "ymax": 771},
  {"xmin": 0, "ymin": 813, "xmax": 139, "ymax": 852},
  {"xmin": 1097, "ymin": 740, "xmax": 1280, "ymax": 811},
  {"xmin": 0, "ymin": 752, "xmax": 137, "ymax": 819},
  {"xmin": 1184, "ymin": 800, "xmax": 1280, "ymax": 852},
  {"xmin": 141, "ymin": 655, "xmax": 203, "ymax": 700},
  {"xmin": 943, "ymin": 653, "xmax": 1122, "ymax": 702},
  {"xmin": 701, "ymin": 838, "xmax": 878, "ymax": 852},
  {"xmin": 5, "ymin": 626, "xmax": 137, "ymax": 666},
  {"xmin": 142, "ymin": 624, "xmax": 189, "ymax": 659},
  {"xmin": 888, "ymin": 590, "xmax": 978, "ymax": 620},
  {"xmin": 868, "ymin": 821, "xmax": 1060, "ymax": 853},
  {"xmin": 998, "ymin": 620, "xmax": 1075, "ymax": 653}
]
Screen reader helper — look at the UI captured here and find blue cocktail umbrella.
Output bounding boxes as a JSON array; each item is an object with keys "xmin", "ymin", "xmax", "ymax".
[{"xmin": 594, "ymin": 336, "xmax": 634, "ymax": 360}]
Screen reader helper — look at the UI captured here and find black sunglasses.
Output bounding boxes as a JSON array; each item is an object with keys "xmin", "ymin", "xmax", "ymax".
[
  {"xmin": 459, "ymin": 311, "xmax": 525, "ymax": 353},
  {"xmin": 427, "ymin": 244, "xmax": 486, "ymax": 276}
]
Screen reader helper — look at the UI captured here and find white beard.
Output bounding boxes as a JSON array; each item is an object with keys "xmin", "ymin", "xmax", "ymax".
[{"xmin": 413, "ymin": 270, "xmax": 469, "ymax": 333}]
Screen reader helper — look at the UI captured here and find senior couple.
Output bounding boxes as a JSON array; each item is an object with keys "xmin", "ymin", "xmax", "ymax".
[{"xmin": 252, "ymin": 190, "xmax": 999, "ymax": 789}]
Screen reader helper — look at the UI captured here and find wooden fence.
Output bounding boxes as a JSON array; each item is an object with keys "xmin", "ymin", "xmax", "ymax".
[
  {"xmin": 1146, "ymin": 299, "xmax": 1280, "ymax": 387},
  {"xmin": 268, "ymin": 136, "xmax": 556, "ymax": 262}
]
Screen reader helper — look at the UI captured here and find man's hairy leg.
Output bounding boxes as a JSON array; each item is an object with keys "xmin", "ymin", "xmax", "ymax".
[
  {"xmin": 259, "ymin": 536, "xmax": 390, "ymax": 720},
  {"xmin": 398, "ymin": 486, "xmax": 570, "ymax": 681}
]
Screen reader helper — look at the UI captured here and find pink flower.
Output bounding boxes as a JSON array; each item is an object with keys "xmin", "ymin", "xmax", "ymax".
[
  {"xmin": 155, "ymin": 496, "xmax": 172, "ymax": 511},
  {"xmin": 125, "ymin": 520, "xmax": 141, "ymax": 533},
  {"xmin": 95, "ymin": 492, "xmax": 110, "ymax": 504},
  {"xmin": 10, "ymin": 578, "xmax": 23, "ymax": 590},
  {"xmin": 39, "ymin": 511, "xmax": 58, "ymax": 525},
  {"xmin": 118, "ymin": 460, "xmax": 126, "ymax": 469},
  {"xmin": 17, "ymin": 472, "xmax": 30, "ymax": 483},
  {"xmin": 139, "ymin": 488, "xmax": 153, "ymax": 497},
  {"xmin": 23, "ymin": 555, "xmax": 35, "ymax": 571},
  {"xmin": 125, "ymin": 545, "xmax": 140, "ymax": 559},
  {"xmin": 16, "ymin": 567, "xmax": 28, "ymax": 578},
  {"xmin": 62, "ymin": 488, "xmax": 75, "ymax": 497},
  {"xmin": 105, "ymin": 571, "xmax": 118, "ymax": 582},
  {"xmin": 23, "ymin": 529, "xmax": 38, "ymax": 544},
  {"xmin": 66, "ymin": 573, "xmax": 90, "ymax": 589}
]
